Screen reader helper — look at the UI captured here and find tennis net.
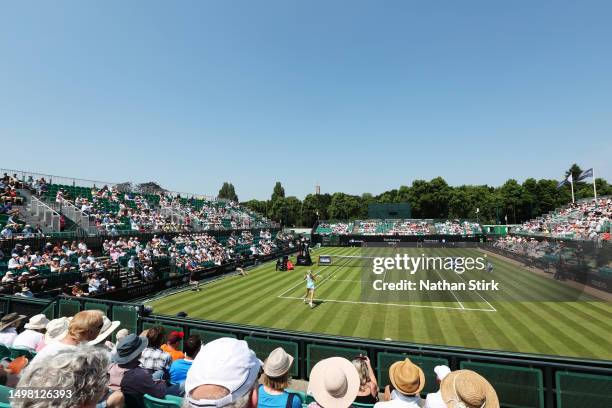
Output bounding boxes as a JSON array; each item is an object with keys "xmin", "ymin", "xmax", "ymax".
[{"xmin": 318, "ymin": 254, "xmax": 375, "ymax": 268}]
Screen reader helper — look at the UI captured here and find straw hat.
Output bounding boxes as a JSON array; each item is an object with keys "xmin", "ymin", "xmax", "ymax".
[
  {"xmin": 440, "ymin": 370, "xmax": 499, "ymax": 408},
  {"xmin": 388, "ymin": 358, "xmax": 425, "ymax": 396},
  {"xmin": 44, "ymin": 317, "xmax": 70, "ymax": 343},
  {"xmin": 88, "ymin": 316, "xmax": 121, "ymax": 346},
  {"xmin": 264, "ymin": 347, "xmax": 294, "ymax": 377},
  {"xmin": 309, "ymin": 357, "xmax": 359, "ymax": 408},
  {"xmin": 24, "ymin": 314, "xmax": 49, "ymax": 330}
]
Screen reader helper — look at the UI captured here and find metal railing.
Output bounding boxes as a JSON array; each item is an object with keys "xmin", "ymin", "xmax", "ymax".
[
  {"xmin": 1, "ymin": 168, "xmax": 217, "ymax": 201},
  {"xmin": 28, "ymin": 196, "xmax": 61, "ymax": 231},
  {"xmin": 46, "ymin": 198, "xmax": 97, "ymax": 235}
]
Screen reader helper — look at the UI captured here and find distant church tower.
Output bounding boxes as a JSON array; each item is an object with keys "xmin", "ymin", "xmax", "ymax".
[{"xmin": 315, "ymin": 184, "xmax": 320, "ymax": 195}]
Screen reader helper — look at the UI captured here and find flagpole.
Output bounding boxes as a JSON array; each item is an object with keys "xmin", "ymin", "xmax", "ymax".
[
  {"xmin": 593, "ymin": 168, "xmax": 597, "ymax": 199},
  {"xmin": 570, "ymin": 177, "xmax": 575, "ymax": 203}
]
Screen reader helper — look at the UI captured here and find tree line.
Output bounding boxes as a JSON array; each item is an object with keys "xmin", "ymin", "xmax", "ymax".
[{"xmin": 226, "ymin": 164, "xmax": 612, "ymax": 227}]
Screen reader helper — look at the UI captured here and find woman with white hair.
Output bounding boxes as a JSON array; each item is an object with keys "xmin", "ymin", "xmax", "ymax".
[{"xmin": 14, "ymin": 344, "xmax": 124, "ymax": 408}]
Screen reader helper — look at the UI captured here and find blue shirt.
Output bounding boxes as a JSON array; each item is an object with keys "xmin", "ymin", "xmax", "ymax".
[
  {"xmin": 169, "ymin": 359, "xmax": 192, "ymax": 383},
  {"xmin": 258, "ymin": 385, "xmax": 302, "ymax": 408}
]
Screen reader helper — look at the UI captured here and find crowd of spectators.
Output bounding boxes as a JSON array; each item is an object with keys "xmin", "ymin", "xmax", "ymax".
[
  {"xmin": 317, "ymin": 220, "xmax": 482, "ymax": 236},
  {"xmin": 354, "ymin": 221, "xmax": 378, "ymax": 235},
  {"xmin": 0, "ymin": 311, "xmax": 500, "ymax": 408},
  {"xmin": 0, "ymin": 176, "xmax": 277, "ymax": 239},
  {"xmin": 512, "ymin": 198, "xmax": 612, "ymax": 241},
  {"xmin": 491, "ymin": 235, "xmax": 612, "ymax": 281},
  {"xmin": 0, "ymin": 239, "xmax": 120, "ymax": 298},
  {"xmin": 388, "ymin": 220, "xmax": 432, "ymax": 235},
  {"xmin": 161, "ymin": 195, "xmax": 275, "ymax": 231},
  {"xmin": 1, "ymin": 229, "xmax": 295, "ymax": 299},
  {"xmin": 0, "ymin": 173, "xmax": 24, "ymax": 206},
  {"xmin": 316, "ymin": 222, "xmax": 351, "ymax": 235},
  {"xmin": 434, "ymin": 221, "xmax": 482, "ymax": 235}
]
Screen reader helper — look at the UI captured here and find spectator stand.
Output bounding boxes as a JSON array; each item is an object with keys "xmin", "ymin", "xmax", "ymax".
[{"xmin": 1, "ymin": 294, "xmax": 610, "ymax": 408}]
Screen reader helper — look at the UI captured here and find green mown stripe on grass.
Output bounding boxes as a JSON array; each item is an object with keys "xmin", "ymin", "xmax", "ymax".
[{"xmin": 149, "ymin": 246, "xmax": 612, "ymax": 360}]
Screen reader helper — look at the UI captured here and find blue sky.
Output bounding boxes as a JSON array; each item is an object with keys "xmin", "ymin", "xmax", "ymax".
[{"xmin": 1, "ymin": 1, "xmax": 610, "ymax": 200}]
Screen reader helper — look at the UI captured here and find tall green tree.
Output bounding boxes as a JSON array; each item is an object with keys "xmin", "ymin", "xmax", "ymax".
[
  {"xmin": 271, "ymin": 182, "xmax": 285, "ymax": 202},
  {"xmin": 328, "ymin": 193, "xmax": 362, "ymax": 220},
  {"xmin": 218, "ymin": 182, "xmax": 238, "ymax": 201}
]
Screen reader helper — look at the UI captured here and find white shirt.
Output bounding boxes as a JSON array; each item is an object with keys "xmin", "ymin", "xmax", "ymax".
[
  {"xmin": 8, "ymin": 258, "xmax": 21, "ymax": 269},
  {"xmin": 12, "ymin": 329, "xmax": 44, "ymax": 350},
  {"xmin": 424, "ymin": 391, "xmax": 446, "ymax": 408},
  {"xmin": 374, "ymin": 390, "xmax": 424, "ymax": 408},
  {"xmin": 0, "ymin": 328, "xmax": 18, "ymax": 346},
  {"xmin": 30, "ymin": 342, "xmax": 76, "ymax": 365}
]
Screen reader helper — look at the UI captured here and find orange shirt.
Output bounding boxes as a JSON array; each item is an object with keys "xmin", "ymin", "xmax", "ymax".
[{"xmin": 161, "ymin": 344, "xmax": 184, "ymax": 361}]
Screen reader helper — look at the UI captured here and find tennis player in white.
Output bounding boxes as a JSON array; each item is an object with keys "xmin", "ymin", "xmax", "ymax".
[{"xmin": 303, "ymin": 270, "xmax": 317, "ymax": 308}]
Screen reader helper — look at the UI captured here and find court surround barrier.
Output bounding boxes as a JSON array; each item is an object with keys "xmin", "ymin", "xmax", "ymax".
[{"xmin": 1, "ymin": 295, "xmax": 610, "ymax": 408}]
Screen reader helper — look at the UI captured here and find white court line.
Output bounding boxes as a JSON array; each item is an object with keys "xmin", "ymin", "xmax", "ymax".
[
  {"xmin": 452, "ymin": 270, "xmax": 497, "ymax": 312},
  {"xmin": 433, "ymin": 268, "xmax": 464, "ymax": 310},
  {"xmin": 277, "ymin": 295, "xmax": 495, "ymax": 312}
]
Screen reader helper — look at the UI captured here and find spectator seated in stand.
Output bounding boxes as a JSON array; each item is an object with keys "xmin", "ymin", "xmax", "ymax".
[
  {"xmin": 161, "ymin": 331, "xmax": 185, "ymax": 361},
  {"xmin": 184, "ymin": 337, "xmax": 261, "ymax": 408},
  {"xmin": 31, "ymin": 310, "xmax": 103, "ymax": 364},
  {"xmin": 512, "ymin": 197, "xmax": 612, "ymax": 240},
  {"xmin": 140, "ymin": 326, "xmax": 173, "ymax": 381},
  {"xmin": 109, "ymin": 333, "xmax": 171, "ymax": 407},
  {"xmin": 0, "ymin": 313, "xmax": 27, "ymax": 346},
  {"xmin": 374, "ymin": 358, "xmax": 425, "ymax": 408},
  {"xmin": 352, "ymin": 355, "xmax": 379, "ymax": 405},
  {"xmin": 169, "ymin": 334, "xmax": 201, "ymax": 384},
  {"xmin": 307, "ymin": 357, "xmax": 359, "ymax": 408},
  {"xmin": 257, "ymin": 347, "xmax": 302, "ymax": 408},
  {"xmin": 13, "ymin": 344, "xmax": 124, "ymax": 408}
]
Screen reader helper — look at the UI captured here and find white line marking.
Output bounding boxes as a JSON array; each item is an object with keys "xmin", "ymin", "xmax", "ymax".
[
  {"xmin": 433, "ymin": 268, "xmax": 464, "ymax": 310},
  {"xmin": 278, "ymin": 295, "xmax": 495, "ymax": 312},
  {"xmin": 452, "ymin": 271, "xmax": 497, "ymax": 312}
]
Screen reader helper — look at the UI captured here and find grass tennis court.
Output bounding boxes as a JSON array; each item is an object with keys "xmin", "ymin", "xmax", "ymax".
[{"xmin": 148, "ymin": 247, "xmax": 612, "ymax": 360}]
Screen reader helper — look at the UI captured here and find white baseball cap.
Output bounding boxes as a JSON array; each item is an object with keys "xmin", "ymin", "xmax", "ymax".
[
  {"xmin": 434, "ymin": 365, "xmax": 451, "ymax": 381},
  {"xmin": 185, "ymin": 337, "xmax": 262, "ymax": 407}
]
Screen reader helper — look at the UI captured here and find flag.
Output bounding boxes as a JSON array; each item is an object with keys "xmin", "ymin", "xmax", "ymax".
[
  {"xmin": 556, "ymin": 179, "xmax": 567, "ymax": 189},
  {"xmin": 567, "ymin": 173, "xmax": 573, "ymax": 183},
  {"xmin": 577, "ymin": 168, "xmax": 593, "ymax": 181}
]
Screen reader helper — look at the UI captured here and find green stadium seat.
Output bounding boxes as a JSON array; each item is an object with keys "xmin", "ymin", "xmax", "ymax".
[
  {"xmin": 0, "ymin": 345, "xmax": 11, "ymax": 360},
  {"xmin": 58, "ymin": 298, "xmax": 81, "ymax": 317},
  {"xmin": 306, "ymin": 344, "xmax": 366, "ymax": 378},
  {"xmin": 556, "ymin": 371, "xmax": 612, "ymax": 408},
  {"xmin": 84, "ymin": 301, "xmax": 109, "ymax": 316},
  {"xmin": 9, "ymin": 346, "xmax": 36, "ymax": 361},
  {"xmin": 143, "ymin": 393, "xmax": 182, "ymax": 407},
  {"xmin": 245, "ymin": 336, "xmax": 299, "ymax": 377},
  {"xmin": 285, "ymin": 389, "xmax": 306, "ymax": 404},
  {"xmin": 0, "ymin": 385, "xmax": 13, "ymax": 404},
  {"xmin": 112, "ymin": 305, "xmax": 140, "ymax": 341},
  {"xmin": 189, "ymin": 328, "xmax": 236, "ymax": 345},
  {"xmin": 352, "ymin": 403, "xmax": 375, "ymax": 408},
  {"xmin": 460, "ymin": 361, "xmax": 544, "ymax": 408}
]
